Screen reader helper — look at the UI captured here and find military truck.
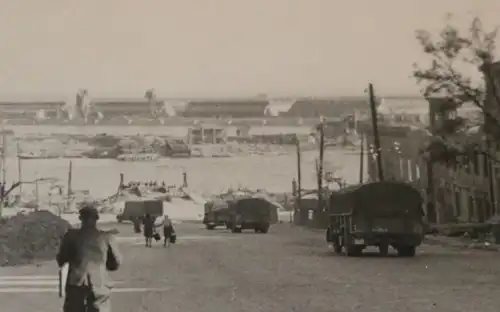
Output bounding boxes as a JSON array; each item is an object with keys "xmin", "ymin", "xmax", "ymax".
[
  {"xmin": 226, "ymin": 197, "xmax": 278, "ymax": 233},
  {"xmin": 325, "ymin": 181, "xmax": 424, "ymax": 257},
  {"xmin": 116, "ymin": 199, "xmax": 164, "ymax": 223},
  {"xmin": 203, "ymin": 200, "xmax": 231, "ymax": 230}
]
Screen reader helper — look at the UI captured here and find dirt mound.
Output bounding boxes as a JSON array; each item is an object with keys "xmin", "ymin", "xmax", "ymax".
[{"xmin": 0, "ymin": 211, "xmax": 71, "ymax": 266}]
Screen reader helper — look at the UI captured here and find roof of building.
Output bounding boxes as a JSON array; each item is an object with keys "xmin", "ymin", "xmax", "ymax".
[
  {"xmin": 185, "ymin": 99, "xmax": 269, "ymax": 107},
  {"xmin": 183, "ymin": 99, "xmax": 270, "ymax": 117},
  {"xmin": 282, "ymin": 97, "xmax": 370, "ymax": 117},
  {"xmin": 0, "ymin": 100, "xmax": 66, "ymax": 105},
  {"xmin": 90, "ymin": 98, "xmax": 164, "ymax": 105}
]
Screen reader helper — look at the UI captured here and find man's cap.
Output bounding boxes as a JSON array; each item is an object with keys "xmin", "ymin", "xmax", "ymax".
[{"xmin": 79, "ymin": 204, "xmax": 99, "ymax": 219}]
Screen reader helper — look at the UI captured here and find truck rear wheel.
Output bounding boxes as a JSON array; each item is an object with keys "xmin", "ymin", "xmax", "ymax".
[
  {"xmin": 379, "ymin": 244, "xmax": 389, "ymax": 256},
  {"xmin": 333, "ymin": 239, "xmax": 342, "ymax": 254},
  {"xmin": 397, "ymin": 246, "xmax": 416, "ymax": 257},
  {"xmin": 346, "ymin": 245, "xmax": 363, "ymax": 257},
  {"xmin": 206, "ymin": 224, "xmax": 215, "ymax": 230},
  {"xmin": 231, "ymin": 227, "xmax": 242, "ymax": 233}
]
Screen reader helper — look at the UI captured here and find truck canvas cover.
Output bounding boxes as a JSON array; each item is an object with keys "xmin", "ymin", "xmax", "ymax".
[
  {"xmin": 123, "ymin": 200, "xmax": 164, "ymax": 218},
  {"xmin": 329, "ymin": 181, "xmax": 423, "ymax": 217},
  {"xmin": 204, "ymin": 199, "xmax": 230, "ymax": 213},
  {"xmin": 230, "ymin": 197, "xmax": 279, "ymax": 224}
]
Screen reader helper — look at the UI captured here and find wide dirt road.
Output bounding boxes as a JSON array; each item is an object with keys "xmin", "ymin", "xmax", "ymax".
[{"xmin": 1, "ymin": 222, "xmax": 499, "ymax": 312}]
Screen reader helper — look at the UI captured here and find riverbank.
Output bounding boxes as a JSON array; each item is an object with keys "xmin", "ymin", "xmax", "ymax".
[{"xmin": 6, "ymin": 149, "xmax": 362, "ymax": 197}]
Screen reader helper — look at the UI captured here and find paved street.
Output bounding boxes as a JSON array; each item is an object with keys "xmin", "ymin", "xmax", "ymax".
[{"xmin": 1, "ymin": 222, "xmax": 499, "ymax": 311}]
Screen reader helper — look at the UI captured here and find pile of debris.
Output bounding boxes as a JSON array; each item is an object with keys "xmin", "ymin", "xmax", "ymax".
[{"xmin": 0, "ymin": 211, "xmax": 70, "ymax": 266}]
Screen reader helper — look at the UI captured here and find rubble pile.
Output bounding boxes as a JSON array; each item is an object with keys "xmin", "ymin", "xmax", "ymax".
[{"xmin": 0, "ymin": 211, "xmax": 71, "ymax": 266}]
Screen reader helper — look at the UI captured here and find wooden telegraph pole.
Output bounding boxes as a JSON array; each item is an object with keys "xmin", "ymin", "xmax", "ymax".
[
  {"xmin": 359, "ymin": 134, "xmax": 365, "ymax": 184},
  {"xmin": 317, "ymin": 120, "xmax": 325, "ymax": 212},
  {"xmin": 295, "ymin": 136, "xmax": 302, "ymax": 208},
  {"xmin": 17, "ymin": 140, "xmax": 22, "ymax": 196},
  {"xmin": 368, "ymin": 83, "xmax": 384, "ymax": 181},
  {"xmin": 0, "ymin": 128, "xmax": 6, "ymax": 216}
]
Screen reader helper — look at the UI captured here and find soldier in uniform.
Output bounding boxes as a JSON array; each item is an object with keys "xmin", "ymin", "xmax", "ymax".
[{"xmin": 57, "ymin": 204, "xmax": 123, "ymax": 312}]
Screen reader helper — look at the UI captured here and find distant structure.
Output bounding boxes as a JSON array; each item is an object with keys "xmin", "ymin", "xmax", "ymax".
[
  {"xmin": 144, "ymin": 88, "xmax": 158, "ymax": 117},
  {"xmin": 182, "ymin": 98, "xmax": 269, "ymax": 118},
  {"xmin": 75, "ymin": 89, "xmax": 90, "ymax": 123},
  {"xmin": 0, "ymin": 98, "xmax": 68, "ymax": 124},
  {"xmin": 280, "ymin": 97, "xmax": 369, "ymax": 118}
]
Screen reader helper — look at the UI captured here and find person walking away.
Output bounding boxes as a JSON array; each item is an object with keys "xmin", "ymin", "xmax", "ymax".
[
  {"xmin": 143, "ymin": 213, "xmax": 155, "ymax": 247},
  {"xmin": 157, "ymin": 215, "xmax": 175, "ymax": 248},
  {"xmin": 57, "ymin": 204, "xmax": 122, "ymax": 312}
]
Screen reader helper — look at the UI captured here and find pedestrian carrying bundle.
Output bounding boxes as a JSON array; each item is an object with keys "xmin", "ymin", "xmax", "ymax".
[
  {"xmin": 153, "ymin": 232, "xmax": 161, "ymax": 241},
  {"xmin": 169, "ymin": 233, "xmax": 176, "ymax": 244}
]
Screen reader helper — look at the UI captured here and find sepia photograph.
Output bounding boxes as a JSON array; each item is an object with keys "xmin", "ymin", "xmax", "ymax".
[{"xmin": 0, "ymin": 0, "xmax": 499, "ymax": 311}]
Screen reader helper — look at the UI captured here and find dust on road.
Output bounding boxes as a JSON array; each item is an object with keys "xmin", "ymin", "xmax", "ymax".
[{"xmin": 1, "ymin": 223, "xmax": 499, "ymax": 312}]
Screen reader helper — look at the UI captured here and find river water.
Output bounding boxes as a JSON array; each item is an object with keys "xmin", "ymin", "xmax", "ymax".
[{"xmin": 4, "ymin": 148, "xmax": 364, "ymax": 199}]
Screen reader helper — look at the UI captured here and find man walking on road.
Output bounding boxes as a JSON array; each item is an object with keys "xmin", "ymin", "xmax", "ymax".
[{"xmin": 57, "ymin": 204, "xmax": 123, "ymax": 312}]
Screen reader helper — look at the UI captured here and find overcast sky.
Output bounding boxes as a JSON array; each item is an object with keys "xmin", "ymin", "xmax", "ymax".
[{"xmin": 0, "ymin": 0, "xmax": 497, "ymax": 99}]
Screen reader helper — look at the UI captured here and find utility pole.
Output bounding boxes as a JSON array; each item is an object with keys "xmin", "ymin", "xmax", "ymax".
[
  {"xmin": 368, "ymin": 83, "xmax": 384, "ymax": 181},
  {"xmin": 35, "ymin": 177, "xmax": 39, "ymax": 211},
  {"xmin": 317, "ymin": 121, "xmax": 325, "ymax": 212},
  {"xmin": 359, "ymin": 134, "xmax": 365, "ymax": 184},
  {"xmin": 1, "ymin": 128, "xmax": 6, "ymax": 187},
  {"xmin": 0, "ymin": 128, "xmax": 6, "ymax": 216},
  {"xmin": 67, "ymin": 160, "xmax": 73, "ymax": 197},
  {"xmin": 66, "ymin": 160, "xmax": 73, "ymax": 213},
  {"xmin": 295, "ymin": 136, "xmax": 302, "ymax": 210},
  {"xmin": 17, "ymin": 140, "xmax": 22, "ymax": 196}
]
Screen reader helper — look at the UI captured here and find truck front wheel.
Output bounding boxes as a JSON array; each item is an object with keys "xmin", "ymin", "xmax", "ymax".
[
  {"xmin": 259, "ymin": 225, "xmax": 269, "ymax": 233},
  {"xmin": 379, "ymin": 244, "xmax": 389, "ymax": 256},
  {"xmin": 397, "ymin": 246, "xmax": 416, "ymax": 257},
  {"xmin": 333, "ymin": 237, "xmax": 342, "ymax": 254},
  {"xmin": 346, "ymin": 245, "xmax": 363, "ymax": 257},
  {"xmin": 231, "ymin": 226, "xmax": 242, "ymax": 233}
]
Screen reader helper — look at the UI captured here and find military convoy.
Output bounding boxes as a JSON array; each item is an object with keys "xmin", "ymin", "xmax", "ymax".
[
  {"xmin": 116, "ymin": 182, "xmax": 424, "ymax": 258},
  {"xmin": 325, "ymin": 181, "xmax": 424, "ymax": 257},
  {"xmin": 203, "ymin": 196, "xmax": 278, "ymax": 233}
]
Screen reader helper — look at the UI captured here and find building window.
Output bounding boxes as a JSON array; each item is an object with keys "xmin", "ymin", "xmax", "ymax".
[
  {"xmin": 399, "ymin": 158, "xmax": 404, "ymax": 180},
  {"xmin": 454, "ymin": 189, "xmax": 461, "ymax": 218},
  {"xmin": 467, "ymin": 195, "xmax": 474, "ymax": 222},
  {"xmin": 482, "ymin": 154, "xmax": 489, "ymax": 177},
  {"xmin": 476, "ymin": 194, "xmax": 486, "ymax": 222},
  {"xmin": 472, "ymin": 151, "xmax": 479, "ymax": 176}
]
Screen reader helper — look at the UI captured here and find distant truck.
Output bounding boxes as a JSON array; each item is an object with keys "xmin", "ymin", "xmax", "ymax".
[
  {"xmin": 203, "ymin": 200, "xmax": 231, "ymax": 230},
  {"xmin": 325, "ymin": 181, "xmax": 424, "ymax": 257},
  {"xmin": 225, "ymin": 197, "xmax": 278, "ymax": 233},
  {"xmin": 116, "ymin": 199, "xmax": 164, "ymax": 223}
]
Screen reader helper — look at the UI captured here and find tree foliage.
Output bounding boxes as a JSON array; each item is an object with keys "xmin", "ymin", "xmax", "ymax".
[{"xmin": 412, "ymin": 16, "xmax": 499, "ymax": 166}]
